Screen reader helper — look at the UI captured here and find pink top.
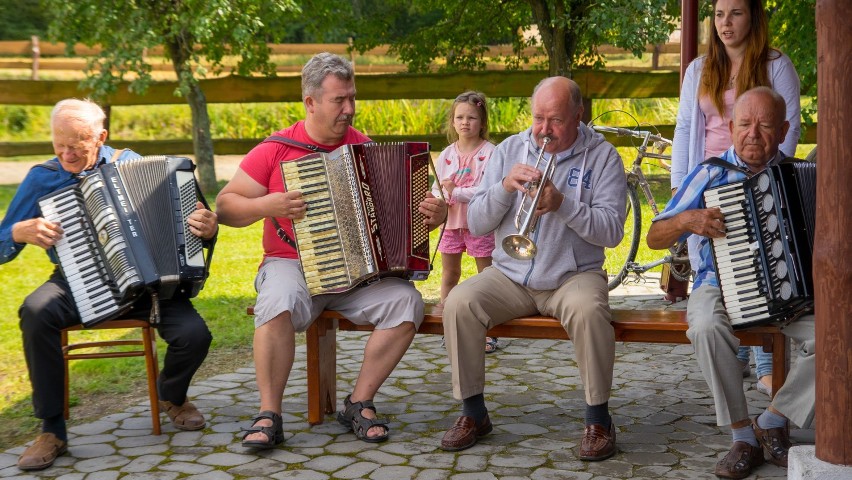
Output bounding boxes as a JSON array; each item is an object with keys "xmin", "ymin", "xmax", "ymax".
[
  {"xmin": 431, "ymin": 140, "xmax": 496, "ymax": 230},
  {"xmin": 700, "ymin": 88, "xmax": 737, "ymax": 158}
]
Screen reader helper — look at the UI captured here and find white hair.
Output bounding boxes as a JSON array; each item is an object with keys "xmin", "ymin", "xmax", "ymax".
[{"xmin": 50, "ymin": 98, "xmax": 107, "ymax": 139}]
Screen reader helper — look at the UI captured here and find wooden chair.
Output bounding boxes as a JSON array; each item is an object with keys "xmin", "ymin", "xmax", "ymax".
[{"xmin": 61, "ymin": 319, "xmax": 161, "ymax": 434}]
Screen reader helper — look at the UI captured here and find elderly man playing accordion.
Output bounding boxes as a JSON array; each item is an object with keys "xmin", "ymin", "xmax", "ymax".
[
  {"xmin": 647, "ymin": 86, "xmax": 815, "ymax": 479},
  {"xmin": 0, "ymin": 98, "xmax": 217, "ymax": 471},
  {"xmin": 439, "ymin": 76, "xmax": 627, "ymax": 461}
]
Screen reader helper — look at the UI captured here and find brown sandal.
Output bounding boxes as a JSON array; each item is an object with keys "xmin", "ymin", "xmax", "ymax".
[
  {"xmin": 17, "ymin": 433, "xmax": 67, "ymax": 471},
  {"xmin": 159, "ymin": 400, "xmax": 206, "ymax": 431}
]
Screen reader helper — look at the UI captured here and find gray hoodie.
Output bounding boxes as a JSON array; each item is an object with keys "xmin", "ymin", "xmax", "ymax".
[{"xmin": 468, "ymin": 123, "xmax": 627, "ymax": 290}]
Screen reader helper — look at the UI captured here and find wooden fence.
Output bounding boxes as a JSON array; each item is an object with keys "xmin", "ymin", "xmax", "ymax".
[
  {"xmin": 0, "ymin": 69, "xmax": 686, "ymax": 156},
  {"xmin": 0, "ymin": 51, "xmax": 814, "ymax": 157},
  {"xmin": 0, "ymin": 39, "xmax": 698, "ymax": 78}
]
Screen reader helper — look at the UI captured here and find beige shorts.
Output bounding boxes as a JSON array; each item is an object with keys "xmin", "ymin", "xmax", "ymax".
[{"xmin": 252, "ymin": 257, "xmax": 425, "ymax": 332}]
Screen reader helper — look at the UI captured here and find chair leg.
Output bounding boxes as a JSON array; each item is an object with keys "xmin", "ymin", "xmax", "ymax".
[
  {"xmin": 61, "ymin": 329, "xmax": 70, "ymax": 420},
  {"xmin": 142, "ymin": 325, "xmax": 161, "ymax": 435}
]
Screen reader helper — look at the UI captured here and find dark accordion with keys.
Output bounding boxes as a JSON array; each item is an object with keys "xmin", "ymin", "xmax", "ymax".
[
  {"xmin": 703, "ymin": 161, "xmax": 816, "ymax": 328},
  {"xmin": 280, "ymin": 142, "xmax": 431, "ymax": 296},
  {"xmin": 38, "ymin": 156, "xmax": 211, "ymax": 326}
]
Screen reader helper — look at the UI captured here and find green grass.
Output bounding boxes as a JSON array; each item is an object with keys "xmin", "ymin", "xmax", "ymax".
[{"xmin": 0, "ymin": 99, "xmax": 532, "ymax": 144}]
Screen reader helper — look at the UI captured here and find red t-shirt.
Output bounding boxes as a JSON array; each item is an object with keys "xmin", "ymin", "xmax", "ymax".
[{"xmin": 239, "ymin": 120, "xmax": 371, "ymax": 261}]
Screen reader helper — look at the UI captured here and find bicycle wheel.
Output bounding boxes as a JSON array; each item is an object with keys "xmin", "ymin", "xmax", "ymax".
[{"xmin": 604, "ymin": 184, "xmax": 641, "ymax": 290}]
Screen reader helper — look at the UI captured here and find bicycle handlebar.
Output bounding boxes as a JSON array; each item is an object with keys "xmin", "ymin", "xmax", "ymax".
[{"xmin": 591, "ymin": 125, "xmax": 672, "ymax": 147}]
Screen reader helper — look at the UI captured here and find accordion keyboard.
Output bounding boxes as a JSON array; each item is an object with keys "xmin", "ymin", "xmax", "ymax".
[
  {"xmin": 704, "ymin": 184, "xmax": 772, "ymax": 326},
  {"xmin": 704, "ymin": 162, "xmax": 816, "ymax": 328},
  {"xmin": 39, "ymin": 179, "xmax": 140, "ymax": 325},
  {"xmin": 281, "ymin": 156, "xmax": 351, "ymax": 292}
]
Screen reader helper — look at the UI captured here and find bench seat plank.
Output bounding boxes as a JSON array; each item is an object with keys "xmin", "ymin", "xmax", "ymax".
[{"xmin": 246, "ymin": 304, "xmax": 788, "ymax": 425}]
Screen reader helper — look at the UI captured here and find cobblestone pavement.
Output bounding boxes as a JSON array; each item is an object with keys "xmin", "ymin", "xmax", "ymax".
[{"xmin": 0, "ymin": 276, "xmax": 806, "ymax": 479}]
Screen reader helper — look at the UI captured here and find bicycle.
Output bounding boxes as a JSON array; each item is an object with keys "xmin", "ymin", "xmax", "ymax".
[{"xmin": 589, "ymin": 120, "xmax": 691, "ymax": 291}]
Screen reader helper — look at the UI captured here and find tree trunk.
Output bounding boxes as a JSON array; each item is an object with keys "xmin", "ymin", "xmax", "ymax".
[
  {"xmin": 187, "ymin": 84, "xmax": 217, "ymax": 195},
  {"xmin": 528, "ymin": 1, "xmax": 588, "ymax": 77},
  {"xmin": 549, "ymin": 2, "xmax": 569, "ymax": 76},
  {"xmin": 165, "ymin": 36, "xmax": 218, "ymax": 195}
]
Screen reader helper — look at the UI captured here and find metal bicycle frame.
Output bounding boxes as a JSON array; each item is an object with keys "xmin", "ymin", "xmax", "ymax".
[{"xmin": 593, "ymin": 125, "xmax": 691, "ymax": 287}]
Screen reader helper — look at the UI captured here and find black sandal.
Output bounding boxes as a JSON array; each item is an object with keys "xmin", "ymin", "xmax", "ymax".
[
  {"xmin": 336, "ymin": 394, "xmax": 390, "ymax": 443},
  {"xmin": 241, "ymin": 410, "xmax": 284, "ymax": 449}
]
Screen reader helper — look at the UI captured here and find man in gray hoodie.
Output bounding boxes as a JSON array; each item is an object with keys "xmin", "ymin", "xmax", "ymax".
[{"xmin": 439, "ymin": 76, "xmax": 627, "ymax": 461}]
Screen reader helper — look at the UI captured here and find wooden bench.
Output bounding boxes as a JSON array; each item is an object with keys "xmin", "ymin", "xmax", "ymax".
[{"xmin": 247, "ymin": 303, "xmax": 789, "ymax": 425}]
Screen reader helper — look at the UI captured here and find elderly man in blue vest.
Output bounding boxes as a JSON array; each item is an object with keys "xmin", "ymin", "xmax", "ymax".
[{"xmin": 647, "ymin": 86, "xmax": 815, "ymax": 479}]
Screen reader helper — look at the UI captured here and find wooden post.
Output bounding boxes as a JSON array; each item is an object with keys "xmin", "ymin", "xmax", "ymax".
[
  {"xmin": 103, "ymin": 105, "xmax": 111, "ymax": 134},
  {"xmin": 814, "ymin": 0, "xmax": 852, "ymax": 466},
  {"xmin": 30, "ymin": 35, "xmax": 40, "ymax": 81},
  {"xmin": 652, "ymin": 44, "xmax": 661, "ymax": 70},
  {"xmin": 680, "ymin": 0, "xmax": 699, "ymax": 84}
]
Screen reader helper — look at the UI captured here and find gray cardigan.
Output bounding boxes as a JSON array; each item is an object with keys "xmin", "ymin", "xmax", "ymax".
[{"xmin": 468, "ymin": 124, "xmax": 627, "ymax": 290}]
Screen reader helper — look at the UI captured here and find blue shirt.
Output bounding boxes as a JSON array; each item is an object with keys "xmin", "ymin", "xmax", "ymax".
[
  {"xmin": 652, "ymin": 146, "xmax": 782, "ymax": 290},
  {"xmin": 0, "ymin": 146, "xmax": 140, "ymax": 265}
]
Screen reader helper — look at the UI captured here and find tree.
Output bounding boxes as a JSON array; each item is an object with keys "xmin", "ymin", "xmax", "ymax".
[
  {"xmin": 43, "ymin": 0, "xmax": 299, "ymax": 193},
  {"xmin": 0, "ymin": 0, "xmax": 48, "ymax": 40},
  {"xmin": 766, "ymin": 0, "xmax": 817, "ymax": 123},
  {"xmin": 343, "ymin": 0, "xmax": 681, "ymax": 76}
]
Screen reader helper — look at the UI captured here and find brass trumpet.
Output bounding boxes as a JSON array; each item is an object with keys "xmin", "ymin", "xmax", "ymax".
[{"xmin": 502, "ymin": 136, "xmax": 554, "ymax": 260}]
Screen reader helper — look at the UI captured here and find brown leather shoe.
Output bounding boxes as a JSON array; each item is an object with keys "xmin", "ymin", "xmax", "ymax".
[
  {"xmin": 440, "ymin": 415, "xmax": 493, "ymax": 451},
  {"xmin": 160, "ymin": 400, "xmax": 206, "ymax": 431},
  {"xmin": 579, "ymin": 422, "xmax": 617, "ymax": 461},
  {"xmin": 17, "ymin": 433, "xmax": 67, "ymax": 471},
  {"xmin": 752, "ymin": 417, "xmax": 791, "ymax": 467},
  {"xmin": 713, "ymin": 441, "xmax": 765, "ymax": 479}
]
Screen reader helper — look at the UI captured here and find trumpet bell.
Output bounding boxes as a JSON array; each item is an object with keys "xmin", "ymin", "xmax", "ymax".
[{"xmin": 502, "ymin": 234, "xmax": 538, "ymax": 260}]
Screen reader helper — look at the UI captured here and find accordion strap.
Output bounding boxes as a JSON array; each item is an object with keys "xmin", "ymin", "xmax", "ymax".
[
  {"xmin": 110, "ymin": 148, "xmax": 128, "ymax": 163},
  {"xmin": 700, "ymin": 156, "xmax": 753, "ymax": 177},
  {"xmin": 262, "ymin": 135, "xmax": 331, "ymax": 153}
]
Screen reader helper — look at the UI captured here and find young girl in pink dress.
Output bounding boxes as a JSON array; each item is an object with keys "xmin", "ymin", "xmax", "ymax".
[{"xmin": 431, "ymin": 91, "xmax": 498, "ymax": 352}]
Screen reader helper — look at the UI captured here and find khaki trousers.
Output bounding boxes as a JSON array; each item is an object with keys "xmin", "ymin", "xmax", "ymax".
[
  {"xmin": 687, "ymin": 286, "xmax": 815, "ymax": 428},
  {"xmin": 443, "ymin": 267, "xmax": 615, "ymax": 406}
]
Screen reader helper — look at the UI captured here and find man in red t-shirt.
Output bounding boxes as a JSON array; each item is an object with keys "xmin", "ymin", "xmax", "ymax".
[{"xmin": 216, "ymin": 53, "xmax": 447, "ymax": 448}]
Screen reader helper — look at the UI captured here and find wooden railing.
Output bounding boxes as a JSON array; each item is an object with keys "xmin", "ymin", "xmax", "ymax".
[
  {"xmin": 0, "ymin": 39, "xmax": 701, "ymax": 58},
  {"xmin": 0, "ymin": 43, "xmax": 815, "ymax": 158},
  {"xmin": 0, "ymin": 38, "xmax": 704, "ymax": 79},
  {"xmin": 0, "ymin": 69, "xmax": 685, "ymax": 156}
]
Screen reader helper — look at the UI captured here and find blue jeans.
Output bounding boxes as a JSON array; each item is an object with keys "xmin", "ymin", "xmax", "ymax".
[{"xmin": 736, "ymin": 346, "xmax": 772, "ymax": 379}]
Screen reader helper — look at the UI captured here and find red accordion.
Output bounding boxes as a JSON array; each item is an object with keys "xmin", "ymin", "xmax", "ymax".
[{"xmin": 280, "ymin": 142, "xmax": 432, "ymax": 295}]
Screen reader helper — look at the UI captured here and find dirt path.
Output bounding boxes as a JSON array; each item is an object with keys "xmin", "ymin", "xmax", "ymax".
[{"xmin": 0, "ymin": 155, "xmax": 244, "ymax": 185}]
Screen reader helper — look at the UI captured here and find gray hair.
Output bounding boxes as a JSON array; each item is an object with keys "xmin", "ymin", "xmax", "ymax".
[
  {"xmin": 531, "ymin": 76, "xmax": 583, "ymax": 115},
  {"xmin": 50, "ymin": 98, "xmax": 106, "ymax": 139},
  {"xmin": 301, "ymin": 52, "xmax": 355, "ymax": 100},
  {"xmin": 735, "ymin": 86, "xmax": 787, "ymax": 122}
]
